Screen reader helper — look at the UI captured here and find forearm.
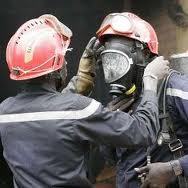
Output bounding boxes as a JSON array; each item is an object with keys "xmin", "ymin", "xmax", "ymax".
[
  {"xmin": 61, "ymin": 76, "xmax": 78, "ymax": 94},
  {"xmin": 143, "ymin": 76, "xmax": 158, "ymax": 93},
  {"xmin": 132, "ymin": 90, "xmax": 159, "ymax": 145},
  {"xmin": 61, "ymin": 76, "xmax": 93, "ymax": 96},
  {"xmin": 75, "ymin": 101, "xmax": 159, "ymax": 148}
]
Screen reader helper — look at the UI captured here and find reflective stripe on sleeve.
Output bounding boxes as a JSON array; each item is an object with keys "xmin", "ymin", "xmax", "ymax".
[
  {"xmin": 0, "ymin": 99, "xmax": 100, "ymax": 123},
  {"xmin": 166, "ymin": 88, "xmax": 188, "ymax": 100}
]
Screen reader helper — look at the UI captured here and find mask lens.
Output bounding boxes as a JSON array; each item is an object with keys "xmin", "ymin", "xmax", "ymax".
[{"xmin": 101, "ymin": 50, "xmax": 132, "ymax": 83}]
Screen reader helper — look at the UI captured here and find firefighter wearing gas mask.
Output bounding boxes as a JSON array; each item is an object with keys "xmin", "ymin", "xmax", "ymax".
[
  {"xmin": 95, "ymin": 12, "xmax": 188, "ymax": 188},
  {"xmin": 0, "ymin": 14, "xmax": 168, "ymax": 188},
  {"xmin": 97, "ymin": 12, "xmax": 158, "ymax": 100},
  {"xmin": 94, "ymin": 12, "xmax": 168, "ymax": 188}
]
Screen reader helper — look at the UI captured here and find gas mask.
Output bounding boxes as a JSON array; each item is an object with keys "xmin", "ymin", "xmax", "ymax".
[
  {"xmin": 96, "ymin": 12, "xmax": 159, "ymax": 98},
  {"xmin": 100, "ymin": 36, "xmax": 150, "ymax": 97}
]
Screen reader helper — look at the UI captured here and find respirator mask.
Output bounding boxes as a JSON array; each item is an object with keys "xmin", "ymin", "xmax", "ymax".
[{"xmin": 100, "ymin": 36, "xmax": 150, "ymax": 97}]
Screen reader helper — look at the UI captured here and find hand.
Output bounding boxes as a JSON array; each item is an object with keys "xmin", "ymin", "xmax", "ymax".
[
  {"xmin": 78, "ymin": 37, "xmax": 98, "ymax": 76},
  {"xmin": 144, "ymin": 56, "xmax": 169, "ymax": 80},
  {"xmin": 135, "ymin": 162, "xmax": 175, "ymax": 188},
  {"xmin": 107, "ymin": 96, "xmax": 135, "ymax": 112},
  {"xmin": 76, "ymin": 37, "xmax": 103, "ymax": 95}
]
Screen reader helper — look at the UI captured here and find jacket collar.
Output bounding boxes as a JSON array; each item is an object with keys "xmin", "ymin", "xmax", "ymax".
[{"xmin": 21, "ymin": 82, "xmax": 58, "ymax": 94}]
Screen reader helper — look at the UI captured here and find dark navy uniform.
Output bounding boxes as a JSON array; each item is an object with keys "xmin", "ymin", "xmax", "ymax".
[
  {"xmin": 0, "ymin": 77, "xmax": 159, "ymax": 188},
  {"xmin": 0, "ymin": 145, "xmax": 13, "ymax": 188},
  {"xmin": 117, "ymin": 72, "xmax": 188, "ymax": 188}
]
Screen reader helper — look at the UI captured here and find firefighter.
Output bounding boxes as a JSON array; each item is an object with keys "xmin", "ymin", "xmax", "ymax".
[
  {"xmin": 135, "ymin": 53, "xmax": 188, "ymax": 188},
  {"xmin": 0, "ymin": 14, "xmax": 168, "ymax": 188},
  {"xmin": 96, "ymin": 12, "xmax": 188, "ymax": 188}
]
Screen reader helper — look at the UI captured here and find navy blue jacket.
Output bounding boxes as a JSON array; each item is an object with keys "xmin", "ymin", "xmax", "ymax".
[
  {"xmin": 0, "ymin": 78, "xmax": 159, "ymax": 188},
  {"xmin": 116, "ymin": 72, "xmax": 188, "ymax": 188}
]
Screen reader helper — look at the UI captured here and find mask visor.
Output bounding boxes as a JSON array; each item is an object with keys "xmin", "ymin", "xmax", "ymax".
[{"xmin": 101, "ymin": 49, "xmax": 133, "ymax": 83}]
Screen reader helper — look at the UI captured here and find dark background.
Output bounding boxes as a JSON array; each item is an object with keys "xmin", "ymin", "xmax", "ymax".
[{"xmin": 0, "ymin": 0, "xmax": 125, "ymax": 103}]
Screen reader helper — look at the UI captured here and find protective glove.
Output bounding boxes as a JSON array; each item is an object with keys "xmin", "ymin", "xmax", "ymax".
[
  {"xmin": 135, "ymin": 160, "xmax": 182, "ymax": 188},
  {"xmin": 107, "ymin": 95, "xmax": 135, "ymax": 112},
  {"xmin": 76, "ymin": 37, "xmax": 103, "ymax": 95},
  {"xmin": 143, "ymin": 56, "xmax": 169, "ymax": 92},
  {"xmin": 143, "ymin": 56, "xmax": 169, "ymax": 80}
]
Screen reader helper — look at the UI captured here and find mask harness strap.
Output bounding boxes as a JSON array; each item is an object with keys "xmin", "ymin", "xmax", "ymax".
[{"xmin": 157, "ymin": 70, "xmax": 188, "ymax": 188}]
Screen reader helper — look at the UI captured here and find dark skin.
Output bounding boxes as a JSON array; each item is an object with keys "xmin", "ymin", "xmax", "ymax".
[
  {"xmin": 107, "ymin": 94, "xmax": 135, "ymax": 112},
  {"xmin": 135, "ymin": 162, "xmax": 176, "ymax": 188}
]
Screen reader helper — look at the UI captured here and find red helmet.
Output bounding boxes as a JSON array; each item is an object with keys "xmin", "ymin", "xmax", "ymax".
[
  {"xmin": 6, "ymin": 14, "xmax": 72, "ymax": 80},
  {"xmin": 96, "ymin": 12, "xmax": 158, "ymax": 55}
]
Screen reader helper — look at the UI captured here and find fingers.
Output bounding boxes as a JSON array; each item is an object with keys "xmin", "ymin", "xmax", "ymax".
[
  {"xmin": 135, "ymin": 166, "xmax": 149, "ymax": 174},
  {"xmin": 155, "ymin": 56, "xmax": 164, "ymax": 61},
  {"xmin": 85, "ymin": 37, "xmax": 97, "ymax": 50},
  {"xmin": 119, "ymin": 98, "xmax": 135, "ymax": 111},
  {"xmin": 163, "ymin": 60, "xmax": 170, "ymax": 76},
  {"xmin": 93, "ymin": 39, "xmax": 105, "ymax": 62},
  {"xmin": 109, "ymin": 95, "xmax": 125, "ymax": 106},
  {"xmin": 141, "ymin": 178, "xmax": 150, "ymax": 188},
  {"xmin": 109, "ymin": 103, "xmax": 121, "ymax": 111},
  {"xmin": 95, "ymin": 46, "xmax": 105, "ymax": 58},
  {"xmin": 153, "ymin": 56, "xmax": 169, "ymax": 66},
  {"xmin": 93, "ymin": 39, "xmax": 101, "ymax": 52},
  {"xmin": 164, "ymin": 60, "xmax": 169, "ymax": 65},
  {"xmin": 135, "ymin": 166, "xmax": 150, "ymax": 188},
  {"xmin": 84, "ymin": 37, "xmax": 104, "ymax": 63},
  {"xmin": 108, "ymin": 96, "xmax": 134, "ymax": 111},
  {"xmin": 82, "ymin": 37, "xmax": 97, "ymax": 58},
  {"xmin": 163, "ymin": 61, "xmax": 170, "ymax": 70},
  {"xmin": 144, "ymin": 55, "xmax": 170, "ymax": 80}
]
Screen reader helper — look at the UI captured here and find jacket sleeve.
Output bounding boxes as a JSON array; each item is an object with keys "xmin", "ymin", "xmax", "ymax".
[
  {"xmin": 61, "ymin": 76, "xmax": 80, "ymax": 94},
  {"xmin": 166, "ymin": 72, "xmax": 188, "ymax": 123},
  {"xmin": 61, "ymin": 76, "xmax": 92, "ymax": 96},
  {"xmin": 73, "ymin": 90, "xmax": 159, "ymax": 148},
  {"xmin": 179, "ymin": 155, "xmax": 188, "ymax": 176}
]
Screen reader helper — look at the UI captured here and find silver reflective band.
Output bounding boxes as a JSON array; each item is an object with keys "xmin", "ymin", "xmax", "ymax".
[
  {"xmin": 0, "ymin": 99, "xmax": 100, "ymax": 123},
  {"xmin": 166, "ymin": 88, "xmax": 188, "ymax": 100}
]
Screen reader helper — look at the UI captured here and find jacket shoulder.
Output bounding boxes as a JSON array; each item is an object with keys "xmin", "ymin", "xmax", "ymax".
[
  {"xmin": 71, "ymin": 93, "xmax": 97, "ymax": 110},
  {"xmin": 0, "ymin": 97, "xmax": 15, "ymax": 114},
  {"xmin": 168, "ymin": 72, "xmax": 188, "ymax": 91},
  {"xmin": 57, "ymin": 92, "xmax": 99, "ymax": 111}
]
